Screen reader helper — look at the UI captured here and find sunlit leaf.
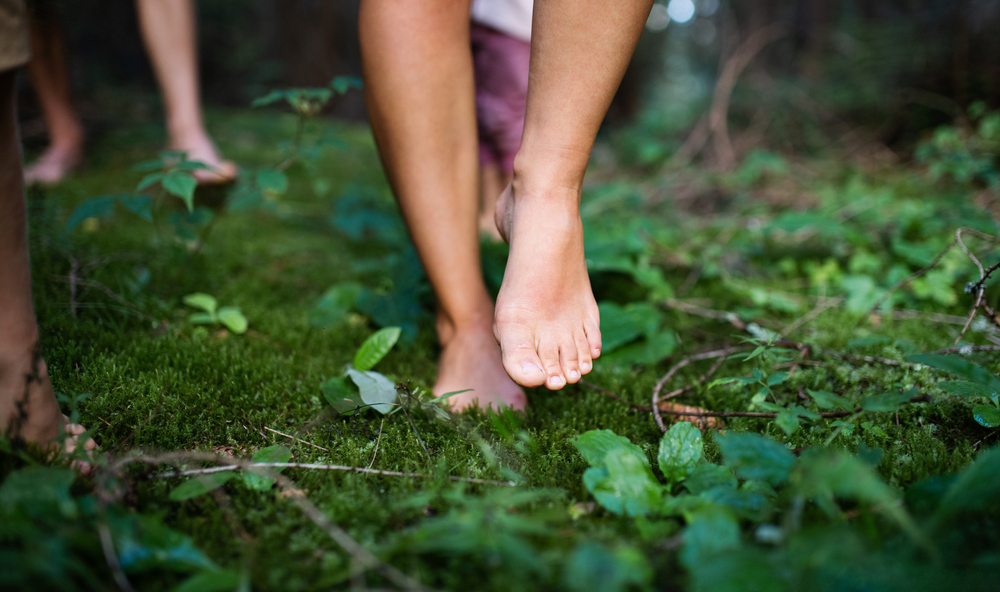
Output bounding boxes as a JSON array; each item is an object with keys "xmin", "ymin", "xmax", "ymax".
[
  {"xmin": 217, "ymin": 307, "xmax": 248, "ymax": 334},
  {"xmin": 345, "ymin": 368, "xmax": 397, "ymax": 414},
  {"xmin": 657, "ymin": 422, "xmax": 703, "ymax": 484},
  {"xmin": 571, "ymin": 429, "xmax": 647, "ymax": 469},
  {"xmin": 353, "ymin": 326, "xmax": 401, "ymax": 371},
  {"xmin": 183, "ymin": 293, "xmax": 218, "ymax": 315}
]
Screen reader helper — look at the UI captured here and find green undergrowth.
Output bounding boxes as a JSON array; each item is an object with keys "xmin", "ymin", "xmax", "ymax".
[{"xmin": 3, "ymin": 102, "xmax": 1000, "ymax": 591}]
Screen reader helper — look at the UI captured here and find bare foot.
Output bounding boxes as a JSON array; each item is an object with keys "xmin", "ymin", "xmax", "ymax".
[
  {"xmin": 0, "ymin": 346, "xmax": 96, "ymax": 469},
  {"xmin": 493, "ymin": 181, "xmax": 601, "ymax": 390},
  {"xmin": 435, "ymin": 320, "xmax": 526, "ymax": 412},
  {"xmin": 168, "ymin": 129, "xmax": 237, "ymax": 185},
  {"xmin": 23, "ymin": 144, "xmax": 83, "ymax": 186}
]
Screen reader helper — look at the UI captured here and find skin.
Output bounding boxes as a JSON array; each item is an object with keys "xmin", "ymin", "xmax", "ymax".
[
  {"xmin": 0, "ymin": 69, "xmax": 94, "ymax": 461},
  {"xmin": 24, "ymin": 0, "xmax": 235, "ymax": 185},
  {"xmin": 360, "ymin": 0, "xmax": 652, "ymax": 409},
  {"xmin": 478, "ymin": 163, "xmax": 506, "ymax": 241}
]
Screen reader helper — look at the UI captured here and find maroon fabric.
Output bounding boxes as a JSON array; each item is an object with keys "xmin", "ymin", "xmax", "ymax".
[{"xmin": 471, "ymin": 23, "xmax": 530, "ymax": 174}]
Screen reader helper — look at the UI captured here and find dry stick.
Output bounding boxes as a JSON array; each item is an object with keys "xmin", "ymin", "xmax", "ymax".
[
  {"xmin": 652, "ymin": 346, "xmax": 745, "ymax": 432},
  {"xmin": 368, "ymin": 419, "xmax": 385, "ymax": 470},
  {"xmin": 112, "ymin": 452, "xmax": 436, "ymax": 592},
  {"xmin": 265, "ymin": 426, "xmax": 331, "ymax": 453},
  {"xmin": 656, "ymin": 407, "xmax": 860, "ymax": 419},
  {"xmin": 152, "ymin": 461, "xmax": 515, "ymax": 487}
]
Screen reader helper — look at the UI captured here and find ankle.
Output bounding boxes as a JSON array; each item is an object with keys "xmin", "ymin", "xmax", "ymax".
[{"xmin": 436, "ymin": 307, "xmax": 494, "ymax": 346}]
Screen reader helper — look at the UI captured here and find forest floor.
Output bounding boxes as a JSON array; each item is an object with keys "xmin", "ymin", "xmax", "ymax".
[{"xmin": 4, "ymin": 104, "xmax": 1000, "ymax": 591}]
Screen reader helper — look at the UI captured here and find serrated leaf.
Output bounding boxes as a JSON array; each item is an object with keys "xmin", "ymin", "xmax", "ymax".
[
  {"xmin": 907, "ymin": 353, "xmax": 1000, "ymax": 393},
  {"xmin": 183, "ymin": 293, "xmax": 218, "ymax": 315},
  {"xmin": 939, "ymin": 381, "xmax": 992, "ymax": 398},
  {"xmin": 345, "ymin": 368, "xmax": 397, "ymax": 414},
  {"xmin": 353, "ymin": 326, "xmax": 402, "ymax": 371},
  {"xmin": 256, "ymin": 168, "xmax": 288, "ymax": 196},
  {"xmin": 162, "ymin": 171, "xmax": 198, "ymax": 211},
  {"xmin": 584, "ymin": 448, "xmax": 662, "ymax": 516},
  {"xmin": 66, "ymin": 195, "xmax": 117, "ymax": 232},
  {"xmin": 168, "ymin": 473, "xmax": 235, "ymax": 501},
  {"xmin": 321, "ymin": 376, "xmax": 362, "ymax": 413},
  {"xmin": 217, "ymin": 307, "xmax": 248, "ymax": 334},
  {"xmin": 171, "ymin": 569, "xmax": 240, "ymax": 592},
  {"xmin": 657, "ymin": 422, "xmax": 703, "ymax": 484},
  {"xmin": 715, "ymin": 432, "xmax": 795, "ymax": 486},
  {"xmin": 807, "ymin": 389, "xmax": 854, "ymax": 411},
  {"xmin": 571, "ymin": 429, "xmax": 648, "ymax": 469},
  {"xmin": 241, "ymin": 445, "xmax": 291, "ymax": 491},
  {"xmin": 972, "ymin": 405, "xmax": 1000, "ymax": 428}
]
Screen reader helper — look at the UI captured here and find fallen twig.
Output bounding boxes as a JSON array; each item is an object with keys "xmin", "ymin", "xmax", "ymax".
[
  {"xmin": 265, "ymin": 426, "xmax": 331, "ymax": 453},
  {"xmin": 368, "ymin": 419, "xmax": 384, "ymax": 470},
  {"xmin": 652, "ymin": 346, "xmax": 745, "ymax": 432}
]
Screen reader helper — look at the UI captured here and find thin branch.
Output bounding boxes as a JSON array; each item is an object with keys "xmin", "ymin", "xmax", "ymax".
[
  {"xmin": 655, "ymin": 407, "xmax": 860, "ymax": 419},
  {"xmin": 368, "ymin": 419, "xmax": 385, "ymax": 470},
  {"xmin": 950, "ymin": 228, "xmax": 998, "ymax": 349},
  {"xmin": 652, "ymin": 346, "xmax": 745, "ymax": 432},
  {"xmin": 265, "ymin": 426, "xmax": 331, "ymax": 453}
]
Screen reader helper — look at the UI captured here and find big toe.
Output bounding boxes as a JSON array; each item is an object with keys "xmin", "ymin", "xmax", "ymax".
[{"xmin": 495, "ymin": 323, "xmax": 547, "ymax": 388}]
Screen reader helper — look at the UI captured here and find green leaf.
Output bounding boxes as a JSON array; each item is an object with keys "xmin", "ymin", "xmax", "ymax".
[
  {"xmin": 683, "ymin": 464, "xmax": 737, "ymax": 494},
  {"xmin": 774, "ymin": 408, "xmax": 800, "ymax": 435},
  {"xmin": 715, "ymin": 432, "xmax": 795, "ymax": 486},
  {"xmin": 119, "ymin": 194, "xmax": 153, "ymax": 222},
  {"xmin": 216, "ymin": 307, "xmax": 248, "ymax": 334},
  {"xmin": 596, "ymin": 302, "xmax": 661, "ymax": 353},
  {"xmin": 939, "ymin": 380, "xmax": 992, "ymax": 398},
  {"xmin": 861, "ymin": 391, "xmax": 911, "ymax": 412},
  {"xmin": 331, "ymin": 76, "xmax": 363, "ymax": 94},
  {"xmin": 934, "ymin": 447, "xmax": 1000, "ymax": 518},
  {"xmin": 256, "ymin": 168, "xmax": 288, "ymax": 196},
  {"xmin": 183, "ymin": 293, "xmax": 218, "ymax": 315},
  {"xmin": 679, "ymin": 506, "xmax": 741, "ymax": 568},
  {"xmin": 309, "ymin": 283, "xmax": 362, "ymax": 328},
  {"xmin": 241, "ymin": 445, "xmax": 291, "ymax": 491},
  {"xmin": 345, "ymin": 368, "xmax": 397, "ymax": 414},
  {"xmin": 171, "ymin": 569, "xmax": 240, "ymax": 592},
  {"xmin": 907, "ymin": 353, "xmax": 1000, "ymax": 393},
  {"xmin": 321, "ymin": 376, "xmax": 362, "ymax": 413},
  {"xmin": 571, "ymin": 429, "xmax": 647, "ymax": 469},
  {"xmin": 168, "ymin": 473, "xmax": 235, "ymax": 501},
  {"xmin": 563, "ymin": 542, "xmax": 651, "ymax": 592},
  {"xmin": 66, "ymin": 195, "xmax": 118, "ymax": 231},
  {"xmin": 807, "ymin": 389, "xmax": 854, "ymax": 411},
  {"xmin": 188, "ymin": 312, "xmax": 217, "ymax": 325},
  {"xmin": 766, "ymin": 371, "xmax": 788, "ymax": 386},
  {"xmin": 584, "ymin": 448, "xmax": 662, "ymax": 516},
  {"xmin": 972, "ymin": 405, "xmax": 1000, "ymax": 428},
  {"xmin": 162, "ymin": 170, "xmax": 198, "ymax": 211},
  {"xmin": 657, "ymin": 422, "xmax": 703, "ymax": 484},
  {"xmin": 353, "ymin": 326, "xmax": 402, "ymax": 371},
  {"xmin": 136, "ymin": 171, "xmax": 165, "ymax": 191}
]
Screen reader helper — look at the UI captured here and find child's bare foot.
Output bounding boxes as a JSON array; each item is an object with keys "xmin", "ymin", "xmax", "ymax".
[
  {"xmin": 493, "ymin": 180, "xmax": 601, "ymax": 390},
  {"xmin": 434, "ymin": 318, "xmax": 526, "ymax": 412},
  {"xmin": 23, "ymin": 144, "xmax": 83, "ymax": 186},
  {"xmin": 168, "ymin": 129, "xmax": 237, "ymax": 185}
]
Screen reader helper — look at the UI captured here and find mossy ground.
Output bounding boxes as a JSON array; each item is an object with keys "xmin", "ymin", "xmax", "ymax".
[{"xmin": 12, "ymin": 105, "xmax": 1000, "ymax": 590}]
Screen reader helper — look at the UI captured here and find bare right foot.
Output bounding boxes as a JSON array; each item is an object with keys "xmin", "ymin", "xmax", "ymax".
[
  {"xmin": 434, "ymin": 315, "xmax": 526, "ymax": 412},
  {"xmin": 168, "ymin": 128, "xmax": 237, "ymax": 185},
  {"xmin": 24, "ymin": 144, "xmax": 83, "ymax": 186}
]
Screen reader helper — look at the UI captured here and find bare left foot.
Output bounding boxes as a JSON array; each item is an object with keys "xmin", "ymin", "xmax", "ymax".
[
  {"xmin": 168, "ymin": 129, "xmax": 237, "ymax": 185},
  {"xmin": 435, "ymin": 321, "xmax": 527, "ymax": 412},
  {"xmin": 23, "ymin": 145, "xmax": 83, "ymax": 186}
]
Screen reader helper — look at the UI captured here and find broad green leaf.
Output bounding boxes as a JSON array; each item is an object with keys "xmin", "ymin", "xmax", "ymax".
[
  {"xmin": 683, "ymin": 464, "xmax": 737, "ymax": 494},
  {"xmin": 162, "ymin": 170, "xmax": 198, "ymax": 211},
  {"xmin": 136, "ymin": 171, "xmax": 165, "ymax": 191},
  {"xmin": 345, "ymin": 368, "xmax": 397, "ymax": 414},
  {"xmin": 571, "ymin": 429, "xmax": 647, "ymax": 469},
  {"xmin": 256, "ymin": 168, "xmax": 288, "ymax": 196},
  {"xmin": 766, "ymin": 371, "xmax": 788, "ymax": 386},
  {"xmin": 188, "ymin": 312, "xmax": 217, "ymax": 325},
  {"xmin": 861, "ymin": 391, "xmax": 911, "ymax": 412},
  {"xmin": 563, "ymin": 542, "xmax": 651, "ymax": 592},
  {"xmin": 321, "ymin": 376, "xmax": 362, "ymax": 413},
  {"xmin": 171, "ymin": 569, "xmax": 240, "ymax": 592},
  {"xmin": 907, "ymin": 354, "xmax": 1000, "ymax": 393},
  {"xmin": 679, "ymin": 506, "xmax": 741, "ymax": 568},
  {"xmin": 657, "ymin": 422, "xmax": 703, "ymax": 484},
  {"xmin": 584, "ymin": 448, "xmax": 662, "ymax": 516},
  {"xmin": 972, "ymin": 405, "xmax": 1000, "ymax": 428},
  {"xmin": 66, "ymin": 195, "xmax": 117, "ymax": 232},
  {"xmin": 807, "ymin": 389, "xmax": 854, "ymax": 411},
  {"xmin": 216, "ymin": 307, "xmax": 248, "ymax": 334},
  {"xmin": 183, "ymin": 293, "xmax": 218, "ymax": 315},
  {"xmin": 308, "ymin": 282, "xmax": 362, "ymax": 328},
  {"xmin": 353, "ymin": 326, "xmax": 402, "ymax": 371},
  {"xmin": 939, "ymin": 380, "xmax": 992, "ymax": 398},
  {"xmin": 168, "ymin": 473, "xmax": 235, "ymax": 501},
  {"xmin": 715, "ymin": 432, "xmax": 795, "ymax": 486},
  {"xmin": 241, "ymin": 445, "xmax": 291, "ymax": 491},
  {"xmin": 119, "ymin": 194, "xmax": 153, "ymax": 222}
]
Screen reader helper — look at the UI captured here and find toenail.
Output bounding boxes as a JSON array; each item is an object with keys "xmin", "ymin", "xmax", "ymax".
[
  {"xmin": 581, "ymin": 361, "xmax": 592, "ymax": 372},
  {"xmin": 568, "ymin": 370, "xmax": 580, "ymax": 380},
  {"xmin": 521, "ymin": 362, "xmax": 543, "ymax": 376},
  {"xmin": 548, "ymin": 375, "xmax": 566, "ymax": 388}
]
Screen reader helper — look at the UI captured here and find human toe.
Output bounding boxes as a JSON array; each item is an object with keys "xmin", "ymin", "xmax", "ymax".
[{"xmin": 538, "ymin": 343, "xmax": 567, "ymax": 390}]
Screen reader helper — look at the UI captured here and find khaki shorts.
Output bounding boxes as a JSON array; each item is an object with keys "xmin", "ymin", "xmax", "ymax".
[{"xmin": 0, "ymin": 0, "xmax": 29, "ymax": 72}]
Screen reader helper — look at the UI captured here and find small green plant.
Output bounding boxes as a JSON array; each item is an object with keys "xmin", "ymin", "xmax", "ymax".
[
  {"xmin": 915, "ymin": 103, "xmax": 1000, "ymax": 189},
  {"xmin": 321, "ymin": 326, "xmax": 403, "ymax": 415},
  {"xmin": 182, "ymin": 292, "xmax": 248, "ymax": 334},
  {"xmin": 909, "ymin": 353, "xmax": 1000, "ymax": 428}
]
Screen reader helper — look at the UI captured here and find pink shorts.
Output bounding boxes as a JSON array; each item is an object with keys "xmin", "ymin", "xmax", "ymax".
[{"xmin": 471, "ymin": 23, "xmax": 530, "ymax": 174}]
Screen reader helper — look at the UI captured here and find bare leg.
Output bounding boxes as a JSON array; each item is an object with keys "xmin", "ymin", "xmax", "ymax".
[
  {"xmin": 493, "ymin": 0, "xmax": 653, "ymax": 389},
  {"xmin": 23, "ymin": 18, "xmax": 84, "ymax": 185},
  {"xmin": 0, "ymin": 70, "xmax": 94, "ymax": 460},
  {"xmin": 359, "ymin": 0, "xmax": 525, "ymax": 411},
  {"xmin": 136, "ymin": 0, "xmax": 235, "ymax": 183},
  {"xmin": 478, "ymin": 163, "xmax": 506, "ymax": 241}
]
